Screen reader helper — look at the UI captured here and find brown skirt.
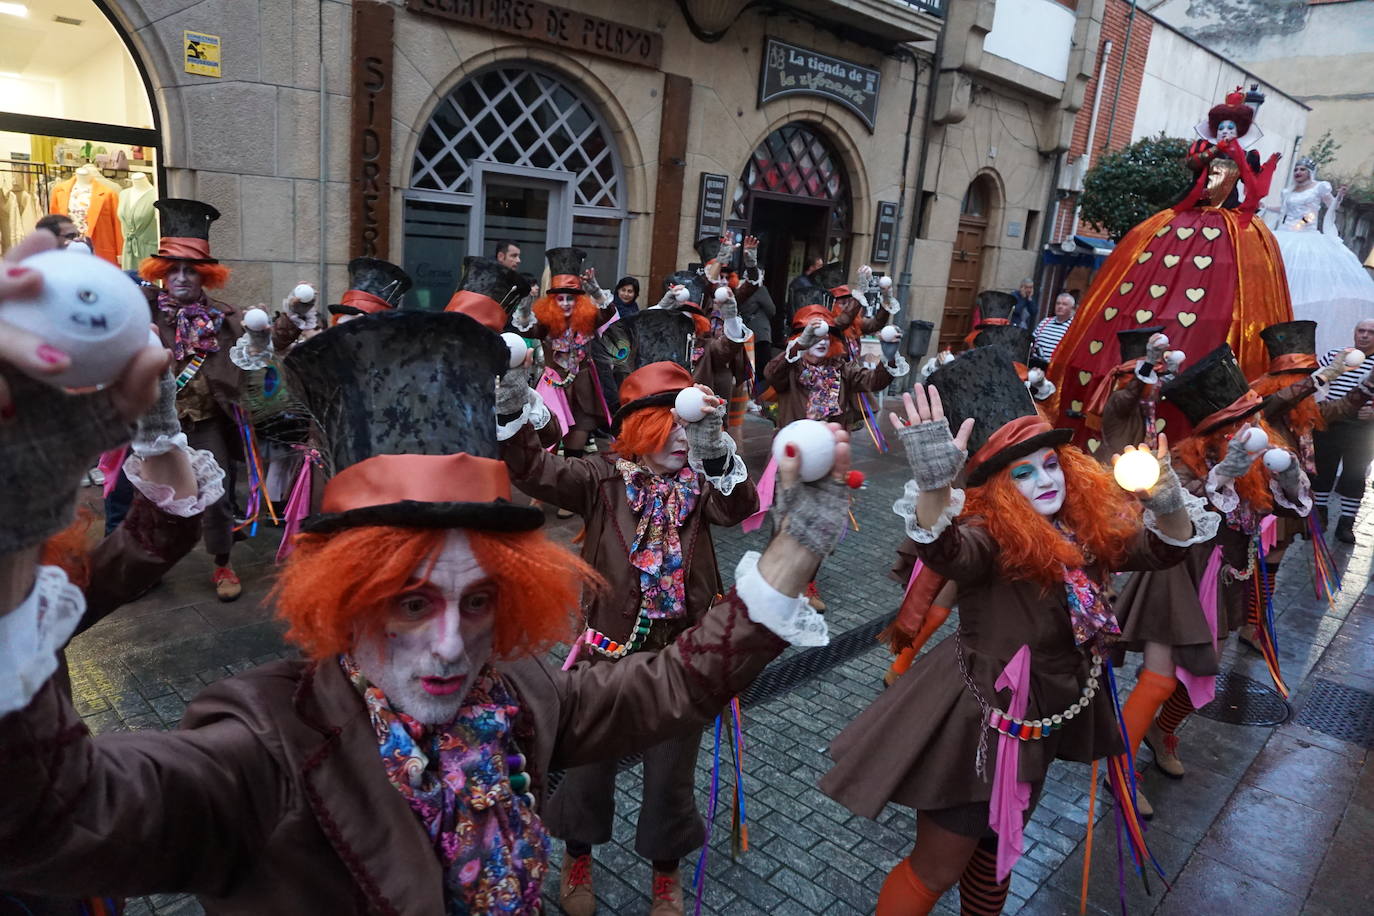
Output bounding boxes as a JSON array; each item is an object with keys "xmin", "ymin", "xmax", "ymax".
[{"xmin": 1110, "ymin": 542, "xmax": 1221, "ymax": 678}]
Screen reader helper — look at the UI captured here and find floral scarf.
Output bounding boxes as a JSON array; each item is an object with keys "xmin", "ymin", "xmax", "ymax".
[
  {"xmin": 618, "ymin": 459, "xmax": 700, "ymax": 619},
  {"xmin": 548, "ymin": 327, "xmax": 592, "ymax": 384},
  {"xmin": 342, "ymin": 657, "xmax": 549, "ymax": 915},
  {"xmin": 157, "ymin": 291, "xmax": 223, "ymax": 361},
  {"xmin": 1062, "ymin": 566, "xmax": 1120, "ymax": 650},
  {"xmin": 799, "ymin": 361, "xmax": 843, "ymax": 420}
]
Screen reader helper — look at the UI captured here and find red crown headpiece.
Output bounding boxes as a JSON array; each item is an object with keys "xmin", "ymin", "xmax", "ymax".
[{"xmin": 1208, "ymin": 86, "xmax": 1253, "ymax": 134}]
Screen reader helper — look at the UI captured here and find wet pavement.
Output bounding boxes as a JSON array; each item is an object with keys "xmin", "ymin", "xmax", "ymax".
[{"xmin": 64, "ymin": 408, "xmax": 1374, "ymax": 916}]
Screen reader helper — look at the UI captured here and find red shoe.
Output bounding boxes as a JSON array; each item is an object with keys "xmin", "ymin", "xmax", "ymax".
[
  {"xmin": 650, "ymin": 868, "xmax": 684, "ymax": 915},
  {"xmin": 212, "ymin": 566, "xmax": 242, "ymax": 602},
  {"xmin": 559, "ymin": 853, "xmax": 595, "ymax": 916}
]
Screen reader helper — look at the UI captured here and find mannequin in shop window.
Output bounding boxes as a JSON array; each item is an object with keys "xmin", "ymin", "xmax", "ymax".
[
  {"xmin": 119, "ymin": 172, "xmax": 158, "ymax": 270},
  {"xmin": 49, "ymin": 164, "xmax": 122, "ymax": 266}
]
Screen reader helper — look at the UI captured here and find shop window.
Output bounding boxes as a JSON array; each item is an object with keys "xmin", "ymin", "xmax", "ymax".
[{"xmin": 731, "ymin": 121, "xmax": 852, "ymax": 258}]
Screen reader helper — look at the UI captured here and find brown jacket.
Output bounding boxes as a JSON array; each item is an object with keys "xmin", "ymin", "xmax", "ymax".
[
  {"xmin": 147, "ymin": 288, "xmax": 246, "ymax": 417},
  {"xmin": 1099, "ymin": 372, "xmax": 1154, "ymax": 462},
  {"xmin": 501, "ymin": 424, "xmax": 758, "ymax": 644},
  {"xmin": 0, "ymin": 592, "xmax": 784, "ymax": 915},
  {"xmin": 693, "ymin": 329, "xmax": 749, "ymax": 400},
  {"xmin": 764, "ymin": 350, "xmax": 892, "ymax": 428}
]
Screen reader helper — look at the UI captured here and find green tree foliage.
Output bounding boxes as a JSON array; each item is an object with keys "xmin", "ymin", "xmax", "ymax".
[
  {"xmin": 1306, "ymin": 130, "xmax": 1342, "ymax": 171},
  {"xmin": 1079, "ymin": 134, "xmax": 1192, "ymax": 242}
]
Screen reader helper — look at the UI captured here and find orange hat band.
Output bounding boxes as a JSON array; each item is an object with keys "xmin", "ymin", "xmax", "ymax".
[
  {"xmin": 156, "ymin": 237, "xmax": 212, "ymax": 259},
  {"xmin": 550, "ymin": 274, "xmax": 581, "ymax": 291},
  {"xmin": 1268, "ymin": 353, "xmax": 1317, "ymax": 373},
  {"xmin": 341, "ymin": 290, "xmax": 394, "ymax": 315},
  {"xmin": 321, "ymin": 454, "xmax": 515, "ymax": 515},
  {"xmin": 444, "ymin": 290, "xmax": 506, "ymax": 332},
  {"xmin": 1196, "ymin": 389, "xmax": 1263, "ymax": 434}
]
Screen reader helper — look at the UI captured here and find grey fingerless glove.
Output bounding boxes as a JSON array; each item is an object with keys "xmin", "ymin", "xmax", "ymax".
[
  {"xmin": 582, "ymin": 275, "xmax": 604, "ymax": 301},
  {"xmin": 655, "ymin": 289, "xmax": 680, "ymax": 310},
  {"xmin": 0, "ymin": 368, "xmax": 134, "ymax": 554},
  {"xmin": 131, "ymin": 370, "xmax": 183, "ymax": 457},
  {"xmin": 1213, "ymin": 432, "xmax": 1258, "ymax": 479},
  {"xmin": 881, "ymin": 340, "xmax": 901, "ymax": 364},
  {"xmin": 773, "ymin": 476, "xmax": 851, "ymax": 556},
  {"xmin": 796, "ymin": 323, "xmax": 824, "ymax": 350},
  {"xmin": 684, "ymin": 406, "xmax": 728, "ymax": 462},
  {"xmin": 1138, "ymin": 456, "xmax": 1185, "ymax": 516},
  {"xmin": 896, "ymin": 419, "xmax": 967, "ymax": 491},
  {"xmin": 717, "ymin": 293, "xmax": 739, "ymax": 322},
  {"xmin": 511, "ymin": 296, "xmax": 535, "ymax": 330},
  {"xmin": 1315, "ymin": 361, "xmax": 1345, "ymax": 384},
  {"xmin": 495, "ymin": 367, "xmax": 531, "ymax": 418},
  {"xmin": 743, "ymin": 245, "xmax": 758, "ymax": 269},
  {"xmin": 1275, "ymin": 457, "xmax": 1304, "ymax": 494},
  {"xmin": 1144, "ymin": 336, "xmax": 1167, "ymax": 366}
]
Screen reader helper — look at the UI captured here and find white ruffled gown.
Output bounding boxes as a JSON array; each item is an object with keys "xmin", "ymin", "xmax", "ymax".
[{"xmin": 1272, "ymin": 180, "xmax": 1374, "ymax": 355}]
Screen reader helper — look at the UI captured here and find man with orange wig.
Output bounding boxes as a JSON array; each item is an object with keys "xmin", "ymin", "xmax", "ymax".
[
  {"xmin": 0, "ymin": 307, "xmax": 849, "ymax": 915},
  {"xmin": 139, "ymin": 198, "xmax": 248, "ymax": 601},
  {"xmin": 496, "ymin": 355, "xmax": 764, "ymax": 914}
]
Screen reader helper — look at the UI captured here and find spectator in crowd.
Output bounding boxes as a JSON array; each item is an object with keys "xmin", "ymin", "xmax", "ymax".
[
  {"xmin": 495, "ymin": 240, "xmax": 521, "ymax": 271},
  {"xmin": 1011, "ymin": 277, "xmax": 1038, "ymax": 330},
  {"xmin": 614, "ymin": 276, "xmax": 641, "ymax": 319},
  {"xmin": 781, "ymin": 256, "xmax": 825, "ymax": 350},
  {"xmin": 1313, "ymin": 318, "xmax": 1374, "ymax": 542},
  {"xmin": 35, "ymin": 214, "xmax": 81, "ymax": 249},
  {"xmin": 1031, "ymin": 292, "xmax": 1077, "ymax": 363},
  {"xmin": 740, "ymin": 281, "xmax": 776, "ymax": 385}
]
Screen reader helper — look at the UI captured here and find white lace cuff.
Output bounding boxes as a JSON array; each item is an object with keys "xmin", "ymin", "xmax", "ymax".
[
  {"xmin": 511, "ymin": 311, "xmax": 537, "ymax": 333},
  {"xmin": 691, "ymin": 434, "xmax": 748, "ymax": 496},
  {"xmin": 786, "ymin": 343, "xmax": 803, "ymax": 363},
  {"xmin": 1143, "ymin": 489, "xmax": 1220, "ymax": 547},
  {"xmin": 883, "ymin": 296, "xmax": 900, "ymax": 314},
  {"xmin": 0, "ymin": 566, "xmax": 86, "ymax": 715},
  {"xmin": 734, "ymin": 551, "xmax": 828, "ymax": 647},
  {"xmin": 131, "ymin": 430, "xmax": 189, "ymax": 458},
  {"xmin": 894, "ymin": 480, "xmax": 965, "ymax": 543},
  {"xmin": 850, "ymin": 288, "xmax": 869, "ymax": 311},
  {"xmin": 1205, "ymin": 466, "xmax": 1241, "ymax": 514},
  {"xmin": 1030, "ymin": 378, "xmax": 1057, "ymax": 401},
  {"xmin": 1270, "ymin": 470, "xmax": 1313, "ymax": 516},
  {"xmin": 886, "ymin": 354, "xmax": 910, "ymax": 377},
  {"xmin": 1135, "ymin": 361, "xmax": 1158, "ymax": 385},
  {"xmin": 287, "ymin": 310, "xmax": 318, "ymax": 332},
  {"xmin": 723, "ymin": 316, "xmax": 751, "ymax": 344},
  {"xmin": 497, "ymin": 389, "xmax": 553, "ymax": 442},
  {"xmin": 229, "ymin": 333, "xmax": 273, "ymax": 371},
  {"xmin": 123, "ymin": 444, "xmax": 227, "ymax": 518}
]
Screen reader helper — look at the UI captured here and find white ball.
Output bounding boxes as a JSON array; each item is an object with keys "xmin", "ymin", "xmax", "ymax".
[
  {"xmin": 1027, "ymin": 367, "xmax": 1045, "ymax": 385},
  {"xmin": 1165, "ymin": 349, "xmax": 1185, "ymax": 367},
  {"xmin": 1345, "ymin": 350, "xmax": 1366, "ymax": 368},
  {"xmin": 292, "ymin": 283, "xmax": 316, "ymax": 303},
  {"xmin": 674, "ymin": 387, "xmax": 708, "ymax": 422},
  {"xmin": 714, "ymin": 286, "xmax": 732, "ymax": 303},
  {"xmin": 878, "ymin": 276, "xmax": 893, "ymax": 289},
  {"xmin": 771, "ymin": 419, "xmax": 836, "ymax": 482},
  {"xmin": 67, "ymin": 241, "xmax": 91, "ymax": 255},
  {"xmin": 879, "ymin": 325, "xmax": 900, "ymax": 343},
  {"xmin": 1113, "ymin": 448, "xmax": 1161, "ymax": 492},
  {"xmin": 1242, "ymin": 427, "xmax": 1270, "ymax": 452},
  {"xmin": 501, "ymin": 332, "xmax": 528, "ymax": 370},
  {"xmin": 672, "ymin": 286, "xmax": 689, "ymax": 302},
  {"xmin": 1155, "ymin": 334, "xmax": 1169, "ymax": 348},
  {"xmin": 1262, "ymin": 448, "xmax": 1293, "ymax": 473},
  {"xmin": 244, "ymin": 308, "xmax": 271, "ymax": 331},
  {"xmin": 0, "ymin": 249, "xmax": 149, "ymax": 388}
]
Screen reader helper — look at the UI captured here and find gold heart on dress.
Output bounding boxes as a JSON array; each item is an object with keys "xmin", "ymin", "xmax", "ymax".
[
  {"xmin": 1135, "ymin": 309, "xmax": 1154, "ymax": 324},
  {"xmin": 1118, "ymin": 282, "xmax": 1133, "ymax": 296},
  {"xmin": 1089, "ymin": 340, "xmax": 1104, "ymax": 355},
  {"xmin": 1193, "ymin": 255, "xmax": 1213, "ymax": 269},
  {"xmin": 1104, "ymin": 307, "xmax": 1120, "ymax": 320},
  {"xmin": 1163, "ymin": 254, "xmax": 1181, "ymax": 268},
  {"xmin": 1087, "ymin": 438, "xmax": 1101, "ymax": 453},
  {"xmin": 1071, "ymin": 400, "xmax": 1084, "ymax": 413},
  {"xmin": 1078, "ymin": 371, "xmax": 1093, "ymax": 386},
  {"xmin": 1177, "ymin": 312, "xmax": 1197, "ymax": 327},
  {"xmin": 1155, "ymin": 418, "xmax": 1167, "ymax": 433},
  {"xmin": 1201, "ymin": 227, "xmax": 1222, "ymax": 241},
  {"xmin": 1185, "ymin": 287, "xmax": 1205, "ymax": 303},
  {"xmin": 1176, "ymin": 227, "xmax": 1196, "ymax": 240},
  {"xmin": 1155, "ymin": 225, "xmax": 1172, "ymax": 238},
  {"xmin": 1149, "ymin": 284, "xmax": 1167, "ymax": 299},
  {"xmin": 1137, "ymin": 251, "xmax": 1153, "ymax": 264}
]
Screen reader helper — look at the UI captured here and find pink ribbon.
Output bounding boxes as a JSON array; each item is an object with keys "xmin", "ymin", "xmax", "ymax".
[
  {"xmin": 536, "ymin": 371, "xmax": 574, "ymax": 444},
  {"xmin": 1260, "ymin": 513, "xmax": 1279, "ymax": 553},
  {"xmin": 274, "ymin": 449, "xmax": 319, "ymax": 564},
  {"xmin": 1178, "ymin": 544, "xmax": 1224, "ymax": 708},
  {"xmin": 989, "ymin": 644, "xmax": 1033, "ymax": 882},
  {"xmin": 741, "ymin": 456, "xmax": 778, "ymax": 532},
  {"xmin": 561, "ymin": 631, "xmax": 588, "ymax": 671},
  {"xmin": 905, "ymin": 558, "xmax": 925, "ymax": 592},
  {"xmin": 97, "ymin": 446, "xmax": 127, "ymax": 499}
]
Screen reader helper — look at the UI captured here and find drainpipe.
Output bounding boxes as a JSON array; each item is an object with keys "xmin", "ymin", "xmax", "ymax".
[
  {"xmin": 897, "ymin": 23, "xmax": 944, "ymax": 311},
  {"xmin": 1103, "ymin": 0, "xmax": 1138, "ymax": 151},
  {"xmin": 318, "ymin": 4, "xmax": 329, "ymax": 306},
  {"xmin": 1069, "ymin": 39, "xmax": 1113, "ymax": 241},
  {"xmin": 888, "ymin": 48, "xmax": 923, "ymax": 316}
]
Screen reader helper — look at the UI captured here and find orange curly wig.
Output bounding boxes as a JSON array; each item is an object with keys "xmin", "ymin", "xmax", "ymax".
[
  {"xmin": 40, "ymin": 508, "xmax": 99, "ymax": 590},
  {"xmin": 1251, "ymin": 373, "xmax": 1325, "ymax": 439},
  {"xmin": 138, "ymin": 257, "xmax": 232, "ymax": 290},
  {"xmin": 611, "ymin": 405, "xmax": 675, "ymax": 460},
  {"xmin": 1174, "ymin": 418, "xmax": 1277, "ymax": 514},
  {"xmin": 272, "ymin": 525, "xmax": 605, "ymax": 660},
  {"xmin": 533, "ymin": 292, "xmax": 601, "ymax": 337},
  {"xmin": 964, "ymin": 445, "xmax": 1142, "ymax": 590}
]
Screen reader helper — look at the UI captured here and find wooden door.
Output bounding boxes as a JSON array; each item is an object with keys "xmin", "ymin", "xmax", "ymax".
[{"xmin": 939, "ymin": 217, "xmax": 986, "ymax": 350}]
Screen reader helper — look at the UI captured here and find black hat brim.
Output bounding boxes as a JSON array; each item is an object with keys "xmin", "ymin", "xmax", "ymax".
[
  {"xmin": 300, "ymin": 499, "xmax": 545, "ymax": 534},
  {"xmin": 610, "ymin": 390, "xmax": 680, "ymax": 434},
  {"xmin": 151, "ymin": 255, "xmax": 219, "ymax": 264},
  {"xmin": 327, "ymin": 304, "xmax": 365, "ymax": 316},
  {"xmin": 966, "ymin": 428, "xmax": 1074, "ymax": 487}
]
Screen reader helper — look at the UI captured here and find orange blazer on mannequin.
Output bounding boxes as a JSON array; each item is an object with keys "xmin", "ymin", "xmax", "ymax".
[{"xmin": 50, "ymin": 177, "xmax": 124, "ymax": 266}]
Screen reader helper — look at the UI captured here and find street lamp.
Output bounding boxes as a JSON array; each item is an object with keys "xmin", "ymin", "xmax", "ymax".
[{"xmin": 1245, "ymin": 83, "xmax": 1266, "ymax": 111}]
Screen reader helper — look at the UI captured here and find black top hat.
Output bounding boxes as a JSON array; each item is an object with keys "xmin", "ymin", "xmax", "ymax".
[
  {"xmin": 1259, "ymin": 320, "xmax": 1318, "ymax": 363},
  {"xmin": 1161, "ymin": 344, "xmax": 1263, "ymax": 433},
  {"xmin": 632, "ymin": 309, "xmax": 696, "ymax": 370},
  {"xmin": 694, "ymin": 236, "xmax": 724, "ymax": 265},
  {"xmin": 284, "ymin": 311, "xmax": 543, "ymax": 533},
  {"xmin": 812, "ymin": 262, "xmax": 848, "ymax": 292},
  {"xmin": 459, "ymin": 256, "xmax": 527, "ymax": 312},
  {"xmin": 663, "ymin": 270, "xmax": 710, "ymax": 313},
  {"xmin": 975, "ymin": 290, "xmax": 1018, "ymax": 323},
  {"xmin": 152, "ymin": 199, "xmax": 220, "ymax": 263},
  {"xmin": 546, "ymin": 247, "xmax": 587, "ymax": 291},
  {"xmin": 972, "ymin": 324, "xmax": 1032, "ymax": 366},
  {"xmin": 328, "ymin": 257, "xmax": 413, "ymax": 317},
  {"xmin": 927, "ymin": 346, "xmax": 1072, "ymax": 486},
  {"xmin": 1117, "ymin": 326, "xmax": 1165, "ymax": 363}
]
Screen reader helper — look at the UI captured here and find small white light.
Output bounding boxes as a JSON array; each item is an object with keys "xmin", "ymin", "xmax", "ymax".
[
  {"xmin": 879, "ymin": 325, "xmax": 900, "ymax": 343},
  {"xmin": 1345, "ymin": 350, "xmax": 1365, "ymax": 368},
  {"xmin": 1242, "ymin": 428, "xmax": 1269, "ymax": 452},
  {"xmin": 674, "ymin": 387, "xmax": 708, "ymax": 422},
  {"xmin": 501, "ymin": 332, "xmax": 528, "ymax": 370},
  {"xmin": 243, "ymin": 308, "xmax": 271, "ymax": 331},
  {"xmin": 293, "ymin": 283, "xmax": 316, "ymax": 303},
  {"xmin": 1262, "ymin": 448, "xmax": 1292, "ymax": 473},
  {"xmin": 0, "ymin": 3, "xmax": 29, "ymax": 18},
  {"xmin": 771, "ymin": 419, "xmax": 837, "ymax": 482},
  {"xmin": 1113, "ymin": 449, "xmax": 1161, "ymax": 492}
]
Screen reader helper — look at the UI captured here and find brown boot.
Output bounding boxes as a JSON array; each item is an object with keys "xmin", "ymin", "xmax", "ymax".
[
  {"xmin": 1134, "ymin": 783, "xmax": 1154, "ymax": 820},
  {"xmin": 1145, "ymin": 722, "xmax": 1186, "ymax": 779},
  {"xmin": 649, "ymin": 868, "xmax": 685, "ymax": 916},
  {"xmin": 559, "ymin": 853, "xmax": 596, "ymax": 916},
  {"xmin": 212, "ymin": 566, "xmax": 242, "ymax": 602}
]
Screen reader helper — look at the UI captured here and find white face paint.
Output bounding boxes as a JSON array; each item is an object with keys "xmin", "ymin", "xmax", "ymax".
[
  {"xmin": 646, "ymin": 423, "xmax": 689, "ymax": 474},
  {"xmin": 1217, "ymin": 120, "xmax": 1238, "ymax": 142},
  {"xmin": 1008, "ymin": 447, "xmax": 1066, "ymax": 517},
  {"xmin": 352, "ymin": 530, "xmax": 497, "ymax": 725},
  {"xmin": 806, "ymin": 337, "xmax": 832, "ymax": 359},
  {"xmin": 556, "ymin": 292, "xmax": 576, "ymax": 315}
]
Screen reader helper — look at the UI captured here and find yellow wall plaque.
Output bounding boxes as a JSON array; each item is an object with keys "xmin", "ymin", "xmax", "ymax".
[{"xmin": 184, "ymin": 31, "xmax": 221, "ymax": 78}]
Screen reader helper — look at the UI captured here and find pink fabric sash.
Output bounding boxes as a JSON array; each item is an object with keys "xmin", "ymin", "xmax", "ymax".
[
  {"xmin": 741, "ymin": 456, "xmax": 778, "ymax": 532},
  {"xmin": 1260, "ymin": 513, "xmax": 1279, "ymax": 553},
  {"xmin": 906, "ymin": 557, "xmax": 925, "ymax": 592},
  {"xmin": 275, "ymin": 449, "xmax": 319, "ymax": 563},
  {"xmin": 1179, "ymin": 544, "xmax": 1225, "ymax": 708},
  {"xmin": 536, "ymin": 370, "xmax": 574, "ymax": 443},
  {"xmin": 990, "ymin": 644, "xmax": 1033, "ymax": 882},
  {"xmin": 98, "ymin": 446, "xmax": 128, "ymax": 499}
]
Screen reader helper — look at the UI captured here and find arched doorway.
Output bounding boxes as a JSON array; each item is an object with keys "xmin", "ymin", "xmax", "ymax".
[
  {"xmin": 403, "ymin": 65, "xmax": 627, "ymax": 309},
  {"xmin": 0, "ymin": 0, "xmax": 163, "ymax": 267},
  {"xmin": 731, "ymin": 121, "xmax": 851, "ymax": 314},
  {"xmin": 939, "ymin": 176, "xmax": 998, "ymax": 350}
]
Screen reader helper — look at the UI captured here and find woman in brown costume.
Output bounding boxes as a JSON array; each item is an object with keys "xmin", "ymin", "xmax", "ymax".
[{"xmin": 820, "ymin": 347, "xmax": 1212, "ymax": 915}]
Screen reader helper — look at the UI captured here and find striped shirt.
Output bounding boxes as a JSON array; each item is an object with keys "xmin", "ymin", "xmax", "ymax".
[
  {"xmin": 1317, "ymin": 347, "xmax": 1366, "ymax": 402},
  {"xmin": 1032, "ymin": 317, "xmax": 1073, "ymax": 363}
]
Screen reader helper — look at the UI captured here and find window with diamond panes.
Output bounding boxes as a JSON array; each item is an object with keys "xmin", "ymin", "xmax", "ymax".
[
  {"xmin": 731, "ymin": 122, "xmax": 851, "ymax": 245},
  {"xmin": 411, "ymin": 67, "xmax": 622, "ymax": 210}
]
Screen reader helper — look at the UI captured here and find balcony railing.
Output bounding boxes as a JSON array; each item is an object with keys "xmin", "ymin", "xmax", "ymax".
[{"xmin": 898, "ymin": 0, "xmax": 946, "ymax": 16}]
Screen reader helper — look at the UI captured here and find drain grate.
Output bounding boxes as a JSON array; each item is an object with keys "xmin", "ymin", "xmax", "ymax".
[
  {"xmin": 1193, "ymin": 670, "xmax": 1291, "ymax": 726},
  {"xmin": 1295, "ymin": 678, "xmax": 1374, "ymax": 748}
]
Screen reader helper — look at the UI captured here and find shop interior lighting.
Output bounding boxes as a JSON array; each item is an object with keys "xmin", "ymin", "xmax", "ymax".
[{"xmin": 0, "ymin": 3, "xmax": 29, "ymax": 18}]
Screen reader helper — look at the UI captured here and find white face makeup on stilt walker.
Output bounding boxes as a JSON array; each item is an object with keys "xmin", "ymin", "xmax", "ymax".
[{"xmin": 1008, "ymin": 447, "xmax": 1067, "ymax": 517}]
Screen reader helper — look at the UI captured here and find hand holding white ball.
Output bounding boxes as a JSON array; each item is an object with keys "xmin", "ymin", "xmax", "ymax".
[
  {"xmin": 674, "ymin": 386, "xmax": 709, "ymax": 423},
  {"xmin": 1026, "ymin": 367, "xmax": 1045, "ymax": 385},
  {"xmin": 1262, "ymin": 448, "xmax": 1293, "ymax": 473},
  {"xmin": 500, "ymin": 332, "xmax": 529, "ymax": 370},
  {"xmin": 244, "ymin": 308, "xmax": 271, "ymax": 332},
  {"xmin": 878, "ymin": 276, "xmax": 893, "ymax": 290},
  {"xmin": 1113, "ymin": 447, "xmax": 1161, "ymax": 492},
  {"xmin": 292, "ymin": 283, "xmax": 316, "ymax": 304},
  {"xmin": 1165, "ymin": 350, "xmax": 1185, "ymax": 369},
  {"xmin": 879, "ymin": 325, "xmax": 901, "ymax": 343},
  {"xmin": 1345, "ymin": 350, "xmax": 1366, "ymax": 369},
  {"xmin": 672, "ymin": 285, "xmax": 689, "ymax": 302},
  {"xmin": 713, "ymin": 286, "xmax": 732, "ymax": 303},
  {"xmin": 1241, "ymin": 427, "xmax": 1269, "ymax": 452},
  {"xmin": 772, "ymin": 419, "xmax": 837, "ymax": 482}
]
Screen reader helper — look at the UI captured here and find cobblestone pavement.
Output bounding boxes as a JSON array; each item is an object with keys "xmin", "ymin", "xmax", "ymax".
[{"xmin": 63, "ymin": 409, "xmax": 1374, "ymax": 916}]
